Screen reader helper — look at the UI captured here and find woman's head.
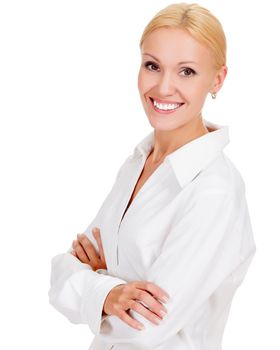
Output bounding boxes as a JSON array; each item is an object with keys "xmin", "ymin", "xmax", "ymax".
[
  {"xmin": 140, "ymin": 2, "xmax": 227, "ymax": 71},
  {"xmin": 137, "ymin": 2, "xmax": 228, "ymax": 131}
]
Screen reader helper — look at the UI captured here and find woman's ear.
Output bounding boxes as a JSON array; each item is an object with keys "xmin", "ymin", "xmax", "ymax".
[{"xmin": 211, "ymin": 65, "xmax": 228, "ymax": 94}]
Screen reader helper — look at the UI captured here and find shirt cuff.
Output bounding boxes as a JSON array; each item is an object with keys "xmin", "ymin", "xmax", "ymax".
[{"xmin": 80, "ymin": 274, "xmax": 126, "ymax": 335}]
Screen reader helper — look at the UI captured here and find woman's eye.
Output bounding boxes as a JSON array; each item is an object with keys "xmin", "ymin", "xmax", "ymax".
[
  {"xmin": 181, "ymin": 67, "xmax": 196, "ymax": 77},
  {"xmin": 144, "ymin": 61, "xmax": 159, "ymax": 71},
  {"xmin": 143, "ymin": 61, "xmax": 196, "ymax": 77}
]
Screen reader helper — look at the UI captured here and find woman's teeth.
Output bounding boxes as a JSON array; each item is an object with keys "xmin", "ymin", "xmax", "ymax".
[{"xmin": 152, "ymin": 98, "xmax": 183, "ymax": 111}]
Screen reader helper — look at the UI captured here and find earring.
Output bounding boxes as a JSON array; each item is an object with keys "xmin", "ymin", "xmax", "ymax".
[{"xmin": 211, "ymin": 92, "xmax": 217, "ymax": 99}]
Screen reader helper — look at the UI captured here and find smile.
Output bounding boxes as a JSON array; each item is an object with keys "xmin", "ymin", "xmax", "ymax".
[{"xmin": 149, "ymin": 97, "xmax": 184, "ymax": 114}]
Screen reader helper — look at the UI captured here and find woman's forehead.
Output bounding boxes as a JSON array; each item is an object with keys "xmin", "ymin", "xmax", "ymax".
[{"xmin": 141, "ymin": 29, "xmax": 213, "ymax": 67}]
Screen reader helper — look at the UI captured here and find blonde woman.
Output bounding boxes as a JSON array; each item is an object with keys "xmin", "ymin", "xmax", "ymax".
[{"xmin": 48, "ymin": 3, "xmax": 256, "ymax": 350}]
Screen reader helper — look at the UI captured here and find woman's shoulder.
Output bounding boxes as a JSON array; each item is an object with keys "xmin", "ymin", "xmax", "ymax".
[{"xmin": 192, "ymin": 151, "xmax": 246, "ymax": 197}]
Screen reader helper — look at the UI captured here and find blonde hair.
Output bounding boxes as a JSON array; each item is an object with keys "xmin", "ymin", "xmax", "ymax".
[{"xmin": 139, "ymin": 2, "xmax": 227, "ymax": 71}]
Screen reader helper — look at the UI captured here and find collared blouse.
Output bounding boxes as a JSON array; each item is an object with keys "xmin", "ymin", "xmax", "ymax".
[{"xmin": 48, "ymin": 119, "xmax": 256, "ymax": 350}]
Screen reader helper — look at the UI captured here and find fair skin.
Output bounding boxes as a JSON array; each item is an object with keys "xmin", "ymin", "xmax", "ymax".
[
  {"xmin": 138, "ymin": 26, "xmax": 227, "ymax": 164},
  {"xmin": 71, "ymin": 229, "xmax": 169, "ymax": 330},
  {"xmin": 72, "ymin": 26, "xmax": 227, "ymax": 331}
]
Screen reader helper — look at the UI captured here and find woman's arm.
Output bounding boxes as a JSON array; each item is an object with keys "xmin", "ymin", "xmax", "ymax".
[
  {"xmin": 48, "ymin": 216, "xmax": 128, "ymax": 334},
  {"xmin": 70, "ymin": 228, "xmax": 171, "ymax": 331},
  {"xmin": 93, "ymin": 189, "xmax": 256, "ymax": 348},
  {"xmin": 48, "ymin": 154, "xmax": 139, "ymax": 333}
]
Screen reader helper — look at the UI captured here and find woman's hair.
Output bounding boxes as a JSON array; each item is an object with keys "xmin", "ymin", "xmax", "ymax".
[{"xmin": 139, "ymin": 2, "xmax": 227, "ymax": 71}]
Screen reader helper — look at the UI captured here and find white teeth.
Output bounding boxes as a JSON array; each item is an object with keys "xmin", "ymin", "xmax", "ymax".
[{"xmin": 153, "ymin": 99, "xmax": 182, "ymax": 110}]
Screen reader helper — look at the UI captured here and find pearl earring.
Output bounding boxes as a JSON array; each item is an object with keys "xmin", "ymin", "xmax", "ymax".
[{"xmin": 211, "ymin": 92, "xmax": 217, "ymax": 99}]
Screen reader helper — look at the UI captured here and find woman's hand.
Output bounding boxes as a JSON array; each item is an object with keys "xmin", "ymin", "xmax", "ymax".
[
  {"xmin": 71, "ymin": 229, "xmax": 170, "ymax": 331},
  {"xmin": 71, "ymin": 227, "xmax": 107, "ymax": 271},
  {"xmin": 103, "ymin": 281, "xmax": 170, "ymax": 331}
]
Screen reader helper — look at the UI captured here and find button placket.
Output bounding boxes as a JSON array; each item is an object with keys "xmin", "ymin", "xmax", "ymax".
[{"xmin": 115, "ymin": 157, "xmax": 146, "ymax": 266}]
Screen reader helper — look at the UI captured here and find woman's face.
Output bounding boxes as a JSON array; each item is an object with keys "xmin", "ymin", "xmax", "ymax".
[{"xmin": 138, "ymin": 27, "xmax": 227, "ymax": 131}]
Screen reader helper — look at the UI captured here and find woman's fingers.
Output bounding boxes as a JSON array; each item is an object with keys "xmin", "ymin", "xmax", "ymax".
[
  {"xmin": 72, "ymin": 239, "xmax": 90, "ymax": 263},
  {"xmin": 117, "ymin": 309, "xmax": 145, "ymax": 331},
  {"xmin": 133, "ymin": 280, "xmax": 170, "ymax": 304},
  {"xmin": 71, "ymin": 228, "xmax": 107, "ymax": 271},
  {"xmin": 103, "ymin": 281, "xmax": 169, "ymax": 331},
  {"xmin": 103, "ymin": 284, "xmax": 146, "ymax": 331},
  {"xmin": 129, "ymin": 299, "xmax": 163, "ymax": 326},
  {"xmin": 92, "ymin": 228, "xmax": 106, "ymax": 262},
  {"xmin": 74, "ymin": 233, "xmax": 107, "ymax": 271},
  {"xmin": 76, "ymin": 234, "xmax": 99, "ymax": 262},
  {"xmin": 133, "ymin": 286, "xmax": 168, "ymax": 320}
]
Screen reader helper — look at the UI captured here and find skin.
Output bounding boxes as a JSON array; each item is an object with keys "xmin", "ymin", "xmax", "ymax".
[
  {"xmin": 72, "ymin": 26, "xmax": 228, "ymax": 331},
  {"xmin": 71, "ymin": 229, "xmax": 169, "ymax": 330},
  {"xmin": 71, "ymin": 229, "xmax": 107, "ymax": 271},
  {"xmin": 138, "ymin": 27, "xmax": 227, "ymax": 164}
]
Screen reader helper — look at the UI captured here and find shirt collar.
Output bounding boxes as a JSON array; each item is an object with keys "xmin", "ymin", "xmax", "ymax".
[{"xmin": 131, "ymin": 119, "xmax": 230, "ymax": 188}]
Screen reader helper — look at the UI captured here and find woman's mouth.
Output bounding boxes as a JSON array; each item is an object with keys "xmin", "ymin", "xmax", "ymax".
[{"xmin": 149, "ymin": 97, "xmax": 184, "ymax": 114}]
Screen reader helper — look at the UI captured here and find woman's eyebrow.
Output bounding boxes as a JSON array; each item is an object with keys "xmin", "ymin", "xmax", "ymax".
[{"xmin": 142, "ymin": 52, "xmax": 198, "ymax": 65}]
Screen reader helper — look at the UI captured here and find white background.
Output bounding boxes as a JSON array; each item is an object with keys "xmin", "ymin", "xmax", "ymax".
[{"xmin": 0, "ymin": 0, "xmax": 279, "ymax": 349}]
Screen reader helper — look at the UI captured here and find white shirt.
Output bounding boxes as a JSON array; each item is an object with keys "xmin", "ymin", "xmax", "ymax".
[{"xmin": 48, "ymin": 119, "xmax": 256, "ymax": 350}]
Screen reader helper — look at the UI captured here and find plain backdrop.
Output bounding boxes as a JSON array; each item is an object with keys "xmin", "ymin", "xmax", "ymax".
[{"xmin": 0, "ymin": 0, "xmax": 279, "ymax": 349}]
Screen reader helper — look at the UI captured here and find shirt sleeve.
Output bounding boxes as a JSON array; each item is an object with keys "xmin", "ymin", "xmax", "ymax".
[
  {"xmin": 48, "ymin": 252, "xmax": 128, "ymax": 334},
  {"xmin": 96, "ymin": 189, "xmax": 256, "ymax": 348},
  {"xmin": 48, "ymin": 155, "xmax": 134, "ymax": 333},
  {"xmin": 48, "ymin": 213, "xmax": 128, "ymax": 335}
]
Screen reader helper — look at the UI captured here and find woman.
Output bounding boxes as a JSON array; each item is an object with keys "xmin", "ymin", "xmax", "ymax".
[{"xmin": 48, "ymin": 3, "xmax": 256, "ymax": 350}]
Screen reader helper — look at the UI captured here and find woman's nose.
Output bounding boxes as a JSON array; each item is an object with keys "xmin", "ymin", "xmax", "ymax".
[{"xmin": 157, "ymin": 73, "xmax": 176, "ymax": 96}]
